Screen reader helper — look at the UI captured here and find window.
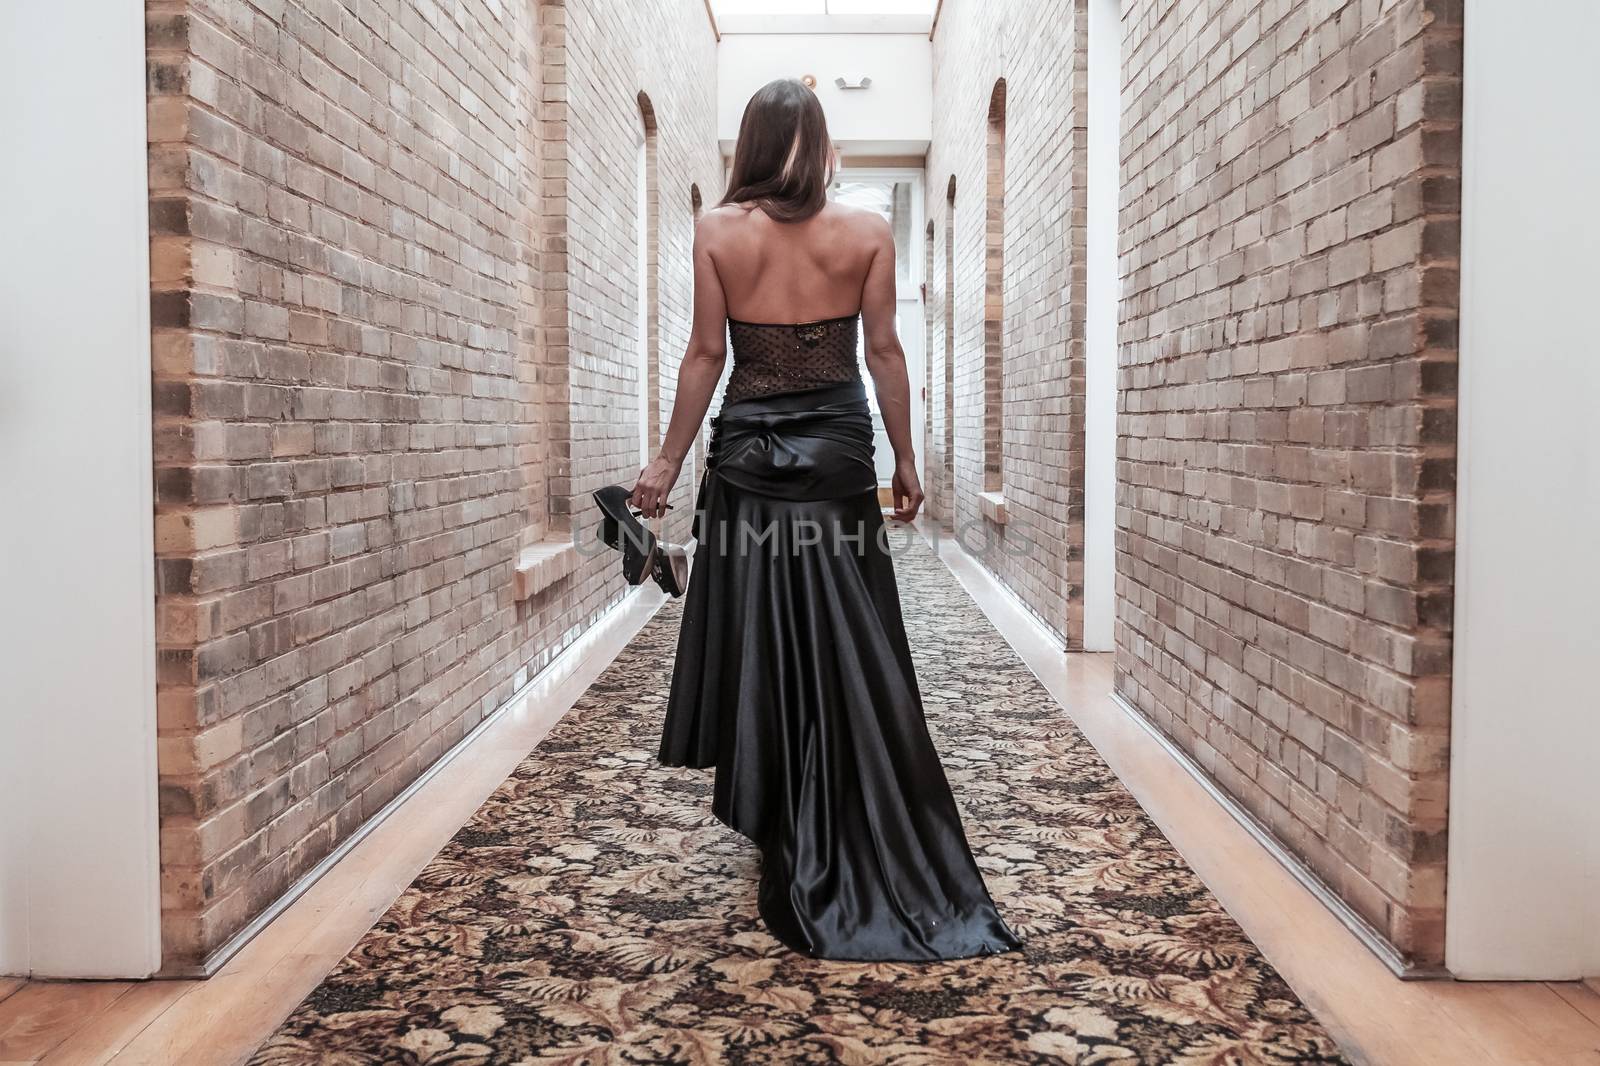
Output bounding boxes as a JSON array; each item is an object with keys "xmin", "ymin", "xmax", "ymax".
[
  {"xmin": 983, "ymin": 79, "xmax": 1006, "ymax": 494},
  {"xmin": 944, "ymin": 176, "xmax": 956, "ymax": 507},
  {"xmin": 636, "ymin": 94, "xmax": 659, "ymax": 465}
]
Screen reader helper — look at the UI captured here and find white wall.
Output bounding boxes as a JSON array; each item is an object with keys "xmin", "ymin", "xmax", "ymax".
[
  {"xmin": 717, "ymin": 33, "xmax": 932, "ymax": 156},
  {"xmin": 0, "ymin": 1, "xmax": 163, "ymax": 977},
  {"xmin": 1447, "ymin": 0, "xmax": 1600, "ymax": 980},
  {"xmin": 1082, "ymin": 0, "xmax": 1119, "ymax": 653}
]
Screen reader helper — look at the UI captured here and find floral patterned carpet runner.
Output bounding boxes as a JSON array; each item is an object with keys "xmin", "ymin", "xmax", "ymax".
[{"xmin": 249, "ymin": 536, "xmax": 1345, "ymax": 1064}]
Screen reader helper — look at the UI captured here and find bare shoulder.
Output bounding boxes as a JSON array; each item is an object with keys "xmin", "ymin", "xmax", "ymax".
[
  {"xmin": 823, "ymin": 201, "xmax": 891, "ymax": 239},
  {"xmin": 694, "ymin": 203, "xmax": 754, "ymax": 247},
  {"xmin": 820, "ymin": 202, "xmax": 892, "ymax": 266},
  {"xmin": 699, "ymin": 202, "xmax": 749, "ymax": 226}
]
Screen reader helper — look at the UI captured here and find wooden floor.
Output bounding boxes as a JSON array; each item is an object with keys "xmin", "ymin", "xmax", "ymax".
[{"xmin": 3, "ymin": 531, "xmax": 1598, "ymax": 1065}]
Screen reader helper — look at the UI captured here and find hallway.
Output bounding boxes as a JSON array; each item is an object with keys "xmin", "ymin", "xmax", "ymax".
[
  {"xmin": 3, "ymin": 0, "xmax": 1600, "ymax": 1062},
  {"xmin": 246, "ymin": 530, "xmax": 1337, "ymax": 1062},
  {"xmin": 5, "ymin": 533, "xmax": 1599, "ymax": 1062}
]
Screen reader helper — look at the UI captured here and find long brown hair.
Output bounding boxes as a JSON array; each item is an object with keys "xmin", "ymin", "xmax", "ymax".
[{"xmin": 720, "ymin": 78, "xmax": 836, "ymax": 222}]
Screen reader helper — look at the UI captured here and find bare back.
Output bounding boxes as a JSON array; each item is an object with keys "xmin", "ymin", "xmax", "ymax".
[
  {"xmin": 658, "ymin": 192, "xmax": 914, "ymax": 511},
  {"xmin": 636, "ymin": 90, "xmax": 919, "ymax": 525},
  {"xmin": 700, "ymin": 201, "xmax": 886, "ymax": 324}
]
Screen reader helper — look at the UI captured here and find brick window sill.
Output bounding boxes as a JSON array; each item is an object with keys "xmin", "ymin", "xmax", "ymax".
[
  {"xmin": 515, "ymin": 539, "xmax": 579, "ymax": 600},
  {"xmin": 979, "ymin": 490, "xmax": 1008, "ymax": 525}
]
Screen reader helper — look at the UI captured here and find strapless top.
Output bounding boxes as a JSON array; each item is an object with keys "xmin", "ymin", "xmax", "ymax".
[{"xmin": 723, "ymin": 313, "xmax": 863, "ymax": 405}]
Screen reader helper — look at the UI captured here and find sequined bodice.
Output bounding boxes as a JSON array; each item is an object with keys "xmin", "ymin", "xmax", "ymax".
[{"xmin": 723, "ymin": 313, "xmax": 863, "ymax": 404}]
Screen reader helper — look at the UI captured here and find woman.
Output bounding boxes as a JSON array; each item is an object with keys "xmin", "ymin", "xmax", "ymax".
[{"xmin": 626, "ymin": 78, "xmax": 1023, "ymax": 962}]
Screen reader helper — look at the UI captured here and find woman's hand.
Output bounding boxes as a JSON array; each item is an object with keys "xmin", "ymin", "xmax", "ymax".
[
  {"xmin": 630, "ymin": 454, "xmax": 682, "ymax": 518},
  {"xmin": 891, "ymin": 457, "xmax": 924, "ymax": 523}
]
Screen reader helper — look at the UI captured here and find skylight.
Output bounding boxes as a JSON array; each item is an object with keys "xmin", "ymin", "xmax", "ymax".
[
  {"xmin": 709, "ymin": 1, "xmax": 939, "ymax": 16},
  {"xmin": 708, "ymin": 0, "xmax": 940, "ymax": 37},
  {"xmin": 823, "ymin": 0, "xmax": 939, "ymax": 12}
]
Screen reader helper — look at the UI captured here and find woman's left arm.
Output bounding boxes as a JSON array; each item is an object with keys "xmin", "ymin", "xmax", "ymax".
[{"xmin": 629, "ymin": 215, "xmax": 728, "ymax": 518}]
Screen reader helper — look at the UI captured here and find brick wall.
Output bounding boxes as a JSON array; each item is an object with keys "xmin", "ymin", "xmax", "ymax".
[
  {"xmin": 926, "ymin": 0, "xmax": 1088, "ymax": 646},
  {"xmin": 1114, "ymin": 0, "xmax": 1461, "ymax": 967},
  {"xmin": 147, "ymin": 0, "xmax": 719, "ymax": 970}
]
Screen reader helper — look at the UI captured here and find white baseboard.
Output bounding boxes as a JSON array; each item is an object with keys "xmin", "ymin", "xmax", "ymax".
[{"xmin": 1106, "ymin": 692, "xmax": 1441, "ymax": 980}]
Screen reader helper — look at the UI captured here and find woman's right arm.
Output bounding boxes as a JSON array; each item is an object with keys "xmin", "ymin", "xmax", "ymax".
[{"xmin": 629, "ymin": 215, "xmax": 728, "ymax": 518}]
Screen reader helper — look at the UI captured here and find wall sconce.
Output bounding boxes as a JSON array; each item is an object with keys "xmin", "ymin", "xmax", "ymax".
[
  {"xmin": 801, "ymin": 74, "xmax": 818, "ymax": 90},
  {"xmin": 834, "ymin": 75, "xmax": 873, "ymax": 90}
]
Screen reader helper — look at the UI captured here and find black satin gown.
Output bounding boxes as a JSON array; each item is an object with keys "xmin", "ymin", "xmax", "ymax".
[{"xmin": 659, "ymin": 312, "xmax": 1024, "ymax": 962}]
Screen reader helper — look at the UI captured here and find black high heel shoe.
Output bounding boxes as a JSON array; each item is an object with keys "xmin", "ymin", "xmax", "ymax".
[
  {"xmin": 593, "ymin": 485, "xmax": 689, "ymax": 597},
  {"xmin": 594, "ymin": 485, "xmax": 653, "ymax": 585},
  {"xmin": 652, "ymin": 539, "xmax": 689, "ymax": 598}
]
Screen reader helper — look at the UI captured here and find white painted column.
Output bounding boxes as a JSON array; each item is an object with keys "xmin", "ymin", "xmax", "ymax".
[
  {"xmin": 1447, "ymin": 0, "xmax": 1600, "ymax": 980},
  {"xmin": 1082, "ymin": 0, "xmax": 1121, "ymax": 652},
  {"xmin": 0, "ymin": 1, "xmax": 163, "ymax": 977}
]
